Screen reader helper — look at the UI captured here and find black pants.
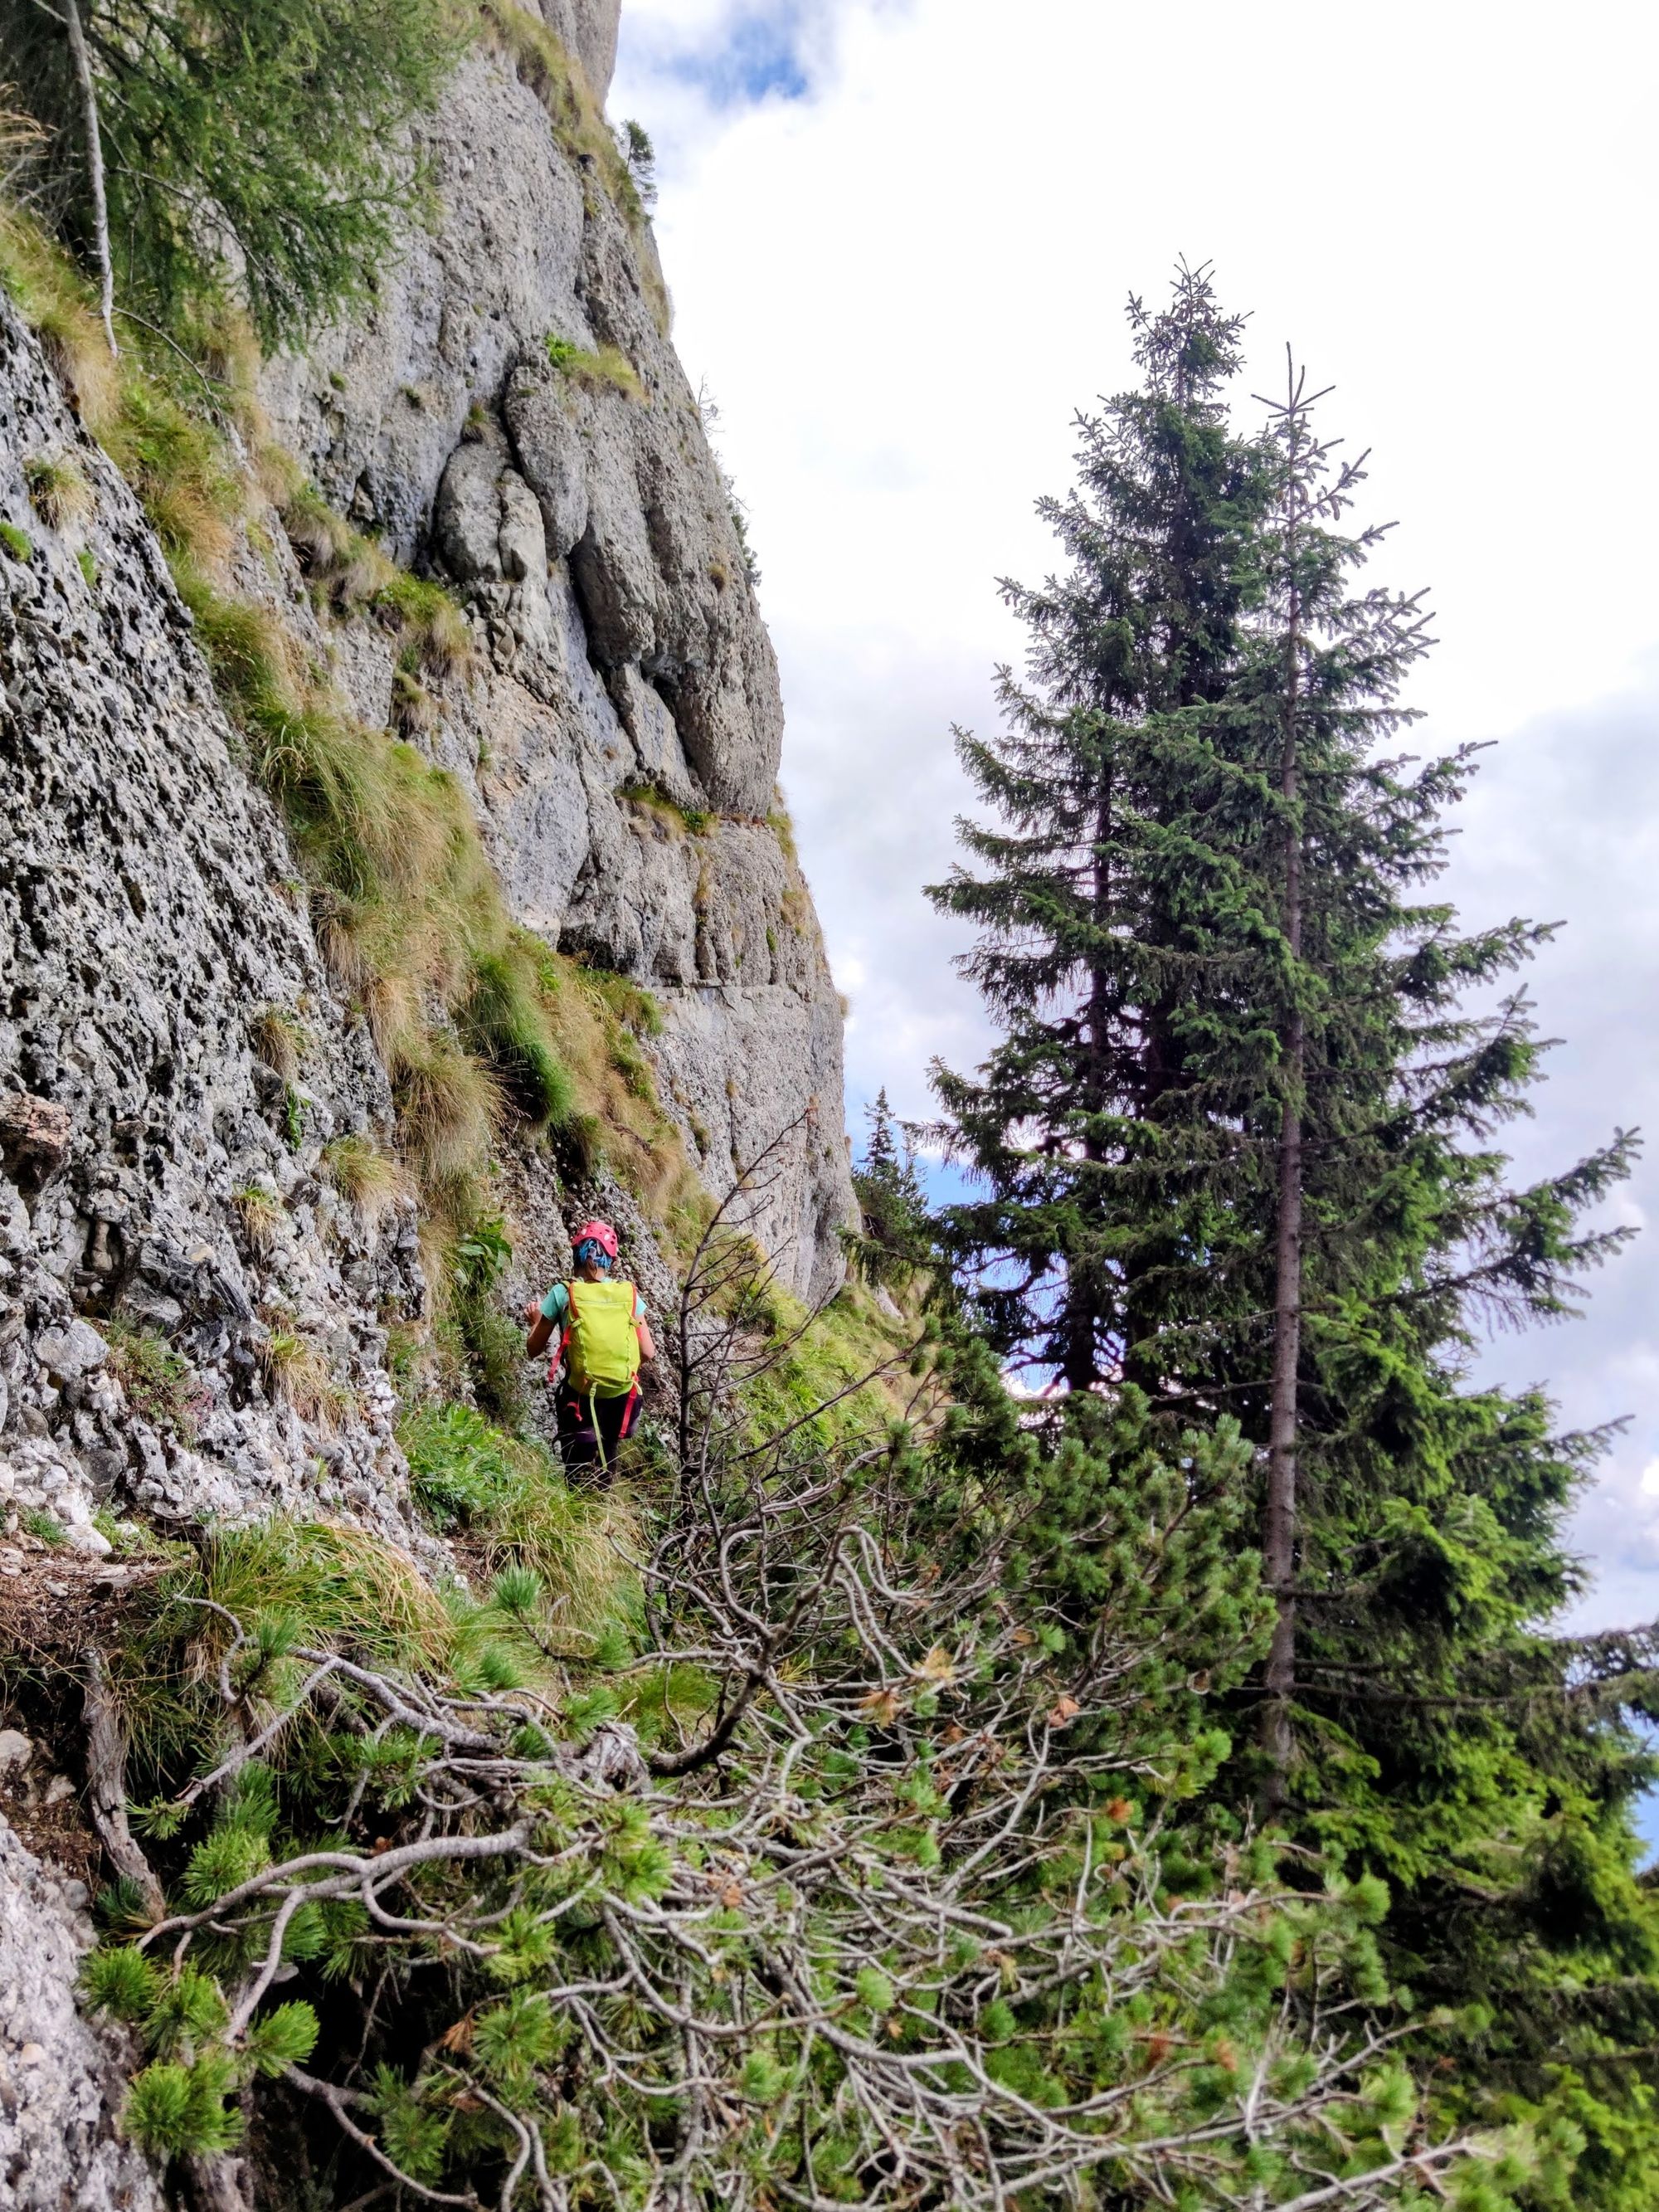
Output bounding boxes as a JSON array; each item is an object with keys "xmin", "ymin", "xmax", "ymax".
[{"xmin": 554, "ymin": 1383, "xmax": 640, "ymax": 1475}]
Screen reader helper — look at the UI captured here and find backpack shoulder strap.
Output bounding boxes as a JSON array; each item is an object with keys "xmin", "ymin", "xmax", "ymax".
[{"xmin": 547, "ymin": 1281, "xmax": 576, "ymax": 1386}]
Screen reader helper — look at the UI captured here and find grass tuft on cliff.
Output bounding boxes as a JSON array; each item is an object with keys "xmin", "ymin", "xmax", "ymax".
[
  {"xmin": 321, "ymin": 1131, "xmax": 407, "ymax": 1220},
  {"xmin": 543, "ymin": 331, "xmax": 644, "ymax": 402},
  {"xmin": 462, "ymin": 948, "xmax": 577, "ymax": 1128},
  {"xmin": 23, "ymin": 450, "xmax": 90, "ymax": 528},
  {"xmin": 622, "ymin": 777, "xmax": 712, "ymax": 838},
  {"xmin": 273, "ymin": 475, "xmax": 476, "ymax": 673},
  {"xmin": 523, "ymin": 943, "xmax": 702, "ymax": 1235},
  {"xmin": 160, "ymin": 545, "xmax": 576, "ymax": 1209},
  {"xmin": 735, "ymin": 1272, "xmax": 922, "ymax": 1449}
]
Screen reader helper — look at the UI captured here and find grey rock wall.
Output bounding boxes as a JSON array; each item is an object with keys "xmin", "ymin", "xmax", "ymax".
[
  {"xmin": 0, "ymin": 290, "xmax": 428, "ymax": 1546},
  {"xmin": 552, "ymin": 0, "xmax": 623, "ymax": 98},
  {"xmin": 259, "ymin": 12, "xmax": 856, "ymax": 1301},
  {"xmin": 0, "ymin": 1813, "xmax": 164, "ymax": 2212}
]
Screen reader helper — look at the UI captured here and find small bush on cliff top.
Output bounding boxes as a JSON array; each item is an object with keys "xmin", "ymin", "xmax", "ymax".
[
  {"xmin": 478, "ymin": 0, "xmax": 642, "ymax": 222},
  {"xmin": 477, "ymin": 0, "xmax": 670, "ymax": 333}
]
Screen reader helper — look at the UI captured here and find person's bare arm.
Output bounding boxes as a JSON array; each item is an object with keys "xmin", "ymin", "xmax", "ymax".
[
  {"xmin": 636, "ymin": 1316, "xmax": 656, "ymax": 1363},
  {"xmin": 526, "ymin": 1311, "xmax": 554, "ymax": 1358}
]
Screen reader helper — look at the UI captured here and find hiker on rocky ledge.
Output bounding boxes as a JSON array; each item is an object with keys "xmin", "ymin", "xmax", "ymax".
[{"xmin": 523, "ymin": 1218, "xmax": 654, "ymax": 1474}]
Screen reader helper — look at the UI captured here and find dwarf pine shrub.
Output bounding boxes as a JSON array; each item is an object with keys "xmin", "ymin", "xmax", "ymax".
[{"xmin": 74, "ymin": 1285, "xmax": 1508, "ymax": 2209}]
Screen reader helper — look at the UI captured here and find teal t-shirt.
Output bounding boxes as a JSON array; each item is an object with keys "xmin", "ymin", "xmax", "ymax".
[{"xmin": 541, "ymin": 1279, "xmax": 646, "ymax": 1325}]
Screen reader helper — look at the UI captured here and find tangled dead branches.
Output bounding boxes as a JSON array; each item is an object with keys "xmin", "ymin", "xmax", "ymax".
[{"xmin": 80, "ymin": 1138, "xmax": 1511, "ymax": 2209}]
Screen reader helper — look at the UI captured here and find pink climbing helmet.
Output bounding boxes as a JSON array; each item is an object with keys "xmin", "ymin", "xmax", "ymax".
[{"xmin": 572, "ymin": 1218, "xmax": 620, "ymax": 1263}]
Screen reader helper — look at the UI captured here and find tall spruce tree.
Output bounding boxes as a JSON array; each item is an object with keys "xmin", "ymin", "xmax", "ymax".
[
  {"xmin": 928, "ymin": 262, "xmax": 1271, "ymax": 1392},
  {"xmin": 932, "ymin": 267, "xmax": 1659, "ymax": 2204},
  {"xmin": 1237, "ymin": 357, "xmax": 1455, "ymax": 1797},
  {"xmin": 1222, "ymin": 371, "xmax": 1659, "ymax": 2184},
  {"xmin": 1214, "ymin": 360, "xmax": 1641, "ymax": 1815}
]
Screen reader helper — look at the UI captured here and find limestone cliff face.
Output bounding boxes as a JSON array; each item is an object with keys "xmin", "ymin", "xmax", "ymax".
[
  {"xmin": 0, "ymin": 7, "xmax": 855, "ymax": 2189},
  {"xmin": 552, "ymin": 0, "xmax": 622, "ymax": 98},
  {"xmin": 0, "ymin": 291, "xmax": 426, "ymax": 1550},
  {"xmin": 0, "ymin": 1812, "xmax": 165, "ymax": 2212},
  {"xmin": 260, "ymin": 8, "xmax": 856, "ymax": 1298},
  {"xmin": 0, "ymin": 278, "xmax": 438, "ymax": 2212}
]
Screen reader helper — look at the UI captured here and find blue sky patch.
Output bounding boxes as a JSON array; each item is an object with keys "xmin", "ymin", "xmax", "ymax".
[{"xmin": 664, "ymin": 10, "xmax": 812, "ymax": 108}]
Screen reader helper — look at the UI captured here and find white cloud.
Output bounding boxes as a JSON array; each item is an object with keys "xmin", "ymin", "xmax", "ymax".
[{"xmin": 614, "ymin": 0, "xmax": 1659, "ymax": 1625}]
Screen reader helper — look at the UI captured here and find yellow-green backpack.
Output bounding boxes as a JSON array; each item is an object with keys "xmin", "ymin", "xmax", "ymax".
[{"xmin": 557, "ymin": 1279, "xmax": 640, "ymax": 1397}]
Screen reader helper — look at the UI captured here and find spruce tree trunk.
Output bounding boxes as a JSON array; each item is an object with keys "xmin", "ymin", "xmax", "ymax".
[
  {"xmin": 1262, "ymin": 1021, "xmax": 1303, "ymax": 1801},
  {"xmin": 1065, "ymin": 774, "xmax": 1114, "ymax": 1394},
  {"xmin": 1261, "ymin": 447, "xmax": 1306, "ymax": 1808},
  {"xmin": 61, "ymin": 0, "xmax": 118, "ymax": 355}
]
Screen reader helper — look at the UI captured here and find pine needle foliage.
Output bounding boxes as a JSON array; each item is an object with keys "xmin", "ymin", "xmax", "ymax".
[
  {"xmin": 929, "ymin": 261, "xmax": 1273, "ymax": 1391},
  {"xmin": 847, "ymin": 1086, "xmax": 932, "ymax": 1289},
  {"xmin": 84, "ymin": 1277, "xmax": 1514, "ymax": 2209},
  {"xmin": 929, "ymin": 262, "xmax": 1659, "ymax": 2205},
  {"xmin": 0, "ymin": 0, "xmax": 465, "ymax": 343}
]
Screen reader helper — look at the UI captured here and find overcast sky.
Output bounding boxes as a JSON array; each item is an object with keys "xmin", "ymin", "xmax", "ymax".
[{"xmin": 612, "ymin": 0, "xmax": 1659, "ymax": 1633}]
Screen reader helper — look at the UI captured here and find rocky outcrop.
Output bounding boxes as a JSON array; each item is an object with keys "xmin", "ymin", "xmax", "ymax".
[
  {"xmin": 0, "ymin": 292, "xmax": 431, "ymax": 1547},
  {"xmin": 259, "ymin": 10, "xmax": 855, "ymax": 1301},
  {"xmin": 0, "ymin": 1811, "xmax": 164, "ymax": 2212},
  {"xmin": 551, "ymin": 0, "xmax": 622, "ymax": 99},
  {"xmin": 0, "ymin": 0, "xmax": 855, "ymax": 1562}
]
